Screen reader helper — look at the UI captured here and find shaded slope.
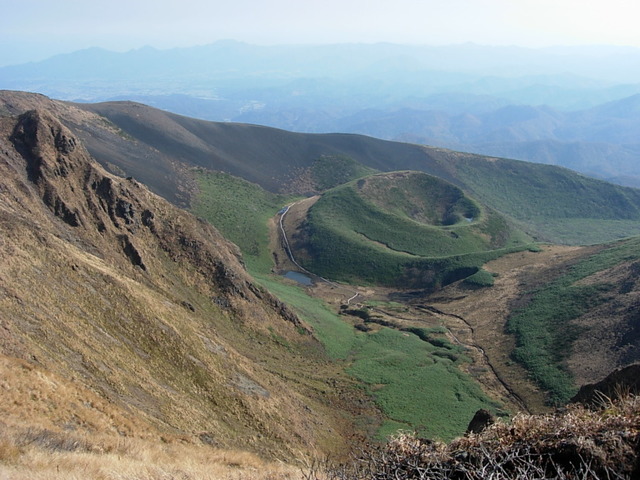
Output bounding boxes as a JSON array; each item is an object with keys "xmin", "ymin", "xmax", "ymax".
[
  {"xmin": 0, "ymin": 108, "xmax": 360, "ymax": 458},
  {"xmin": 3, "ymin": 91, "xmax": 640, "ymax": 245},
  {"xmin": 70, "ymin": 98, "xmax": 640, "ymax": 245},
  {"xmin": 73, "ymin": 100, "xmax": 455, "ymax": 195}
]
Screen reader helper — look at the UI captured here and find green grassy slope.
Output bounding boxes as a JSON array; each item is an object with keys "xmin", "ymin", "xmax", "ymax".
[
  {"xmin": 255, "ymin": 273, "xmax": 503, "ymax": 441},
  {"xmin": 347, "ymin": 326, "xmax": 502, "ymax": 441},
  {"xmin": 447, "ymin": 155, "xmax": 640, "ymax": 243},
  {"xmin": 191, "ymin": 168, "xmax": 502, "ymax": 441},
  {"xmin": 309, "ymin": 154, "xmax": 378, "ymax": 191},
  {"xmin": 190, "ymin": 169, "xmax": 293, "ymax": 273},
  {"xmin": 299, "ymin": 171, "xmax": 533, "ymax": 287}
]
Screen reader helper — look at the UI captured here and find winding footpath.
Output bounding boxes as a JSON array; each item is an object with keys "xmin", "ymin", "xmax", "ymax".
[{"xmin": 279, "ymin": 204, "xmax": 360, "ymax": 305}]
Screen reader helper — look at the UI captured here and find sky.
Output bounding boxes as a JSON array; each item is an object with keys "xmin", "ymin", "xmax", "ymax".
[{"xmin": 1, "ymin": 0, "xmax": 639, "ymax": 66}]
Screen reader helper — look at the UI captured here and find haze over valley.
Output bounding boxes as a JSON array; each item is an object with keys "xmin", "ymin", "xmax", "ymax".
[
  {"xmin": 4, "ymin": 41, "xmax": 640, "ymax": 186},
  {"xmin": 1, "ymin": 1, "xmax": 640, "ymax": 478}
]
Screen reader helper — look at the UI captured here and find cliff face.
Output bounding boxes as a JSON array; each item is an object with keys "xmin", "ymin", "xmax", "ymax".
[{"xmin": 0, "ymin": 108, "xmax": 344, "ymax": 458}]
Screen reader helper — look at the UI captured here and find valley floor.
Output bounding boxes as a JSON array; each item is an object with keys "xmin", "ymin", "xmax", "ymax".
[{"xmin": 271, "ymin": 203, "xmax": 595, "ymax": 415}]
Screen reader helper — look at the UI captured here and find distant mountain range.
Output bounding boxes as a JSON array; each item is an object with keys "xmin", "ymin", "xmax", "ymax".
[
  {"xmin": 2, "ymin": 41, "xmax": 640, "ymax": 186},
  {"xmin": 326, "ymin": 96, "xmax": 640, "ymax": 186}
]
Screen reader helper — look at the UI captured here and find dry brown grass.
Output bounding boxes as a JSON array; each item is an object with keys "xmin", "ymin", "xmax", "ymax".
[
  {"xmin": 0, "ymin": 427, "xmax": 303, "ymax": 479},
  {"xmin": 310, "ymin": 395, "xmax": 640, "ymax": 479},
  {"xmin": 0, "ymin": 356, "xmax": 306, "ymax": 479},
  {"xmin": 0, "ymin": 108, "xmax": 364, "ymax": 462}
]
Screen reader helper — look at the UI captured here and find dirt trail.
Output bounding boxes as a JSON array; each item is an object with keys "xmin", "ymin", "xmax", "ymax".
[
  {"xmin": 268, "ymin": 196, "xmax": 318, "ymax": 274},
  {"xmin": 415, "ymin": 304, "xmax": 530, "ymax": 413},
  {"xmin": 269, "ymin": 196, "xmax": 362, "ymax": 304}
]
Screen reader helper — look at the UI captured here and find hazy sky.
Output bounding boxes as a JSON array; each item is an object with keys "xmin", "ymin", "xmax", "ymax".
[{"xmin": 2, "ymin": 0, "xmax": 639, "ymax": 66}]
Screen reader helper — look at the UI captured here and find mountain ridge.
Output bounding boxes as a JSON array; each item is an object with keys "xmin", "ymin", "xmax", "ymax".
[
  {"xmin": 0, "ymin": 91, "xmax": 636, "ymax": 246},
  {"xmin": 4, "ymin": 41, "xmax": 640, "ymax": 188},
  {"xmin": 1, "ymin": 90, "xmax": 640, "ymax": 477}
]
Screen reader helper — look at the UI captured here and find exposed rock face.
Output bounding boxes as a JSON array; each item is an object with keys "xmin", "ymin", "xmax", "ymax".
[
  {"xmin": 466, "ymin": 408, "xmax": 495, "ymax": 434},
  {"xmin": 572, "ymin": 364, "xmax": 640, "ymax": 406},
  {"xmin": 0, "ymin": 107, "xmax": 340, "ymax": 458}
]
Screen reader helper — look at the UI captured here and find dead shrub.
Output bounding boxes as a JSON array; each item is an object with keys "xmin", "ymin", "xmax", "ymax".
[{"xmin": 307, "ymin": 395, "xmax": 640, "ymax": 479}]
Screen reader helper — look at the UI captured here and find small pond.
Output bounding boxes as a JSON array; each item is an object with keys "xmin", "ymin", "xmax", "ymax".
[{"xmin": 283, "ymin": 270, "xmax": 313, "ymax": 286}]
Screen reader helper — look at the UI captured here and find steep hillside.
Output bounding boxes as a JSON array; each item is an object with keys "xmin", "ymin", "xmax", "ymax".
[
  {"xmin": 69, "ymin": 99, "xmax": 640, "ymax": 245},
  {"xmin": 0, "ymin": 108, "xmax": 365, "ymax": 459},
  {"xmin": 72, "ymin": 100, "xmax": 455, "ymax": 197}
]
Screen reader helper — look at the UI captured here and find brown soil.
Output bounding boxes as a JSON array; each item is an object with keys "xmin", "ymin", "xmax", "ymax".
[
  {"xmin": 421, "ymin": 245, "xmax": 590, "ymax": 413},
  {"xmin": 568, "ymin": 259, "xmax": 640, "ymax": 385},
  {"xmin": 274, "ymin": 196, "xmax": 320, "ymax": 272}
]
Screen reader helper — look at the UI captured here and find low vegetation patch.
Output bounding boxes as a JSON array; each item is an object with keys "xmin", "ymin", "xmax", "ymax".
[
  {"xmin": 463, "ymin": 268, "xmax": 495, "ymax": 287},
  {"xmin": 191, "ymin": 168, "xmax": 294, "ymax": 273},
  {"xmin": 253, "ymin": 275, "xmax": 501, "ymax": 441},
  {"xmin": 253, "ymin": 273, "xmax": 356, "ymax": 359},
  {"xmin": 347, "ymin": 327, "xmax": 500, "ymax": 441},
  {"xmin": 507, "ymin": 236, "xmax": 640, "ymax": 404}
]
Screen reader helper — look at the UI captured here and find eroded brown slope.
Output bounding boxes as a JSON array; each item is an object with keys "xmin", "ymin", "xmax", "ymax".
[
  {"xmin": 0, "ymin": 108, "xmax": 357, "ymax": 458},
  {"xmin": 419, "ymin": 244, "xmax": 640, "ymax": 411},
  {"xmin": 568, "ymin": 258, "xmax": 640, "ymax": 385},
  {"xmin": 0, "ymin": 90, "xmax": 195, "ymax": 206}
]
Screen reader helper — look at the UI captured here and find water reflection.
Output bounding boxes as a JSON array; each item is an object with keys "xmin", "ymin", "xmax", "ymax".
[{"xmin": 283, "ymin": 270, "xmax": 313, "ymax": 286}]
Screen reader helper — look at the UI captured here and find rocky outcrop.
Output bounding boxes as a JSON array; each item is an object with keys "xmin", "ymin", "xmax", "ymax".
[
  {"xmin": 572, "ymin": 363, "xmax": 640, "ymax": 406},
  {"xmin": 5, "ymin": 109, "xmax": 299, "ymax": 310},
  {"xmin": 0, "ymin": 106, "xmax": 348, "ymax": 458},
  {"xmin": 466, "ymin": 409, "xmax": 495, "ymax": 434}
]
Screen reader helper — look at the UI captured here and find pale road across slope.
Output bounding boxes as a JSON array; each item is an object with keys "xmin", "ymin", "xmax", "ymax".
[{"xmin": 278, "ymin": 200, "xmax": 359, "ymax": 305}]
